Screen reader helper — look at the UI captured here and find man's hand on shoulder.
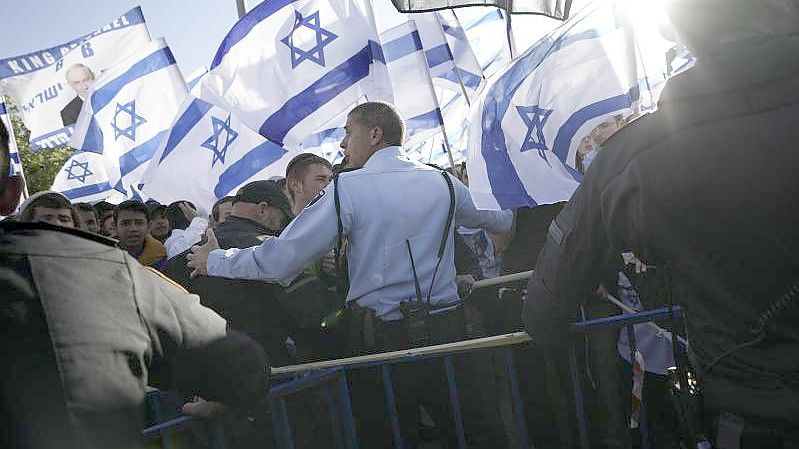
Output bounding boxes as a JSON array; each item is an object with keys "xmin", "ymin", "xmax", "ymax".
[{"xmin": 187, "ymin": 229, "xmax": 220, "ymax": 277}]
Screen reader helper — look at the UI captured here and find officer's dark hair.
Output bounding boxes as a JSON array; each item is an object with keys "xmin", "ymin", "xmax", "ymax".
[
  {"xmin": 211, "ymin": 195, "xmax": 235, "ymax": 222},
  {"xmin": 348, "ymin": 101, "xmax": 405, "ymax": 146},
  {"xmin": 20, "ymin": 193, "xmax": 73, "ymax": 222},
  {"xmin": 0, "ymin": 119, "xmax": 9, "ymax": 193},
  {"xmin": 114, "ymin": 200, "xmax": 148, "ymax": 224}
]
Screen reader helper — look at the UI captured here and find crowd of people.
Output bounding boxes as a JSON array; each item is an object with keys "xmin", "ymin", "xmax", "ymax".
[{"xmin": 2, "ymin": 1, "xmax": 798, "ymax": 448}]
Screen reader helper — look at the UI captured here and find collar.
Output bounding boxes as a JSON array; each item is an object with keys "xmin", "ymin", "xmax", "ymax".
[{"xmin": 361, "ymin": 146, "xmax": 409, "ymax": 170}]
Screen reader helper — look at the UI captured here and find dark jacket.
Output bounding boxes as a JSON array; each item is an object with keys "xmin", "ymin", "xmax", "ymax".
[
  {"xmin": 60, "ymin": 96, "xmax": 83, "ymax": 127},
  {"xmin": 524, "ymin": 35, "xmax": 799, "ymax": 423},
  {"xmin": 0, "ymin": 222, "xmax": 270, "ymax": 449},
  {"xmin": 163, "ymin": 216, "xmax": 293, "ymax": 366}
]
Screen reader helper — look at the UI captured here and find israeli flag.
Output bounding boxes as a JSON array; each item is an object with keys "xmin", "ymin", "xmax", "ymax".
[
  {"xmin": 459, "ymin": 8, "xmax": 513, "ymax": 79},
  {"xmin": 467, "ymin": 0, "xmax": 682, "ymax": 210},
  {"xmin": 185, "ymin": 66, "xmax": 209, "ymax": 96},
  {"xmin": 369, "ymin": 20, "xmax": 444, "ymax": 145},
  {"xmin": 140, "ymin": 96, "xmax": 297, "ymax": 215},
  {"xmin": 431, "ymin": 11, "xmax": 484, "ymax": 98},
  {"xmin": 202, "ymin": 0, "xmax": 378, "ymax": 150},
  {"xmin": 0, "ymin": 93, "xmax": 24, "ymax": 179},
  {"xmin": 51, "ymin": 151, "xmax": 115, "ymax": 203},
  {"xmin": 68, "ymin": 38, "xmax": 188, "ymax": 198}
]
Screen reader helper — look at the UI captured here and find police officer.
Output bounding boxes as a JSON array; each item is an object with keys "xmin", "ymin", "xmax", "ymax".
[
  {"xmin": 0, "ymin": 120, "xmax": 271, "ymax": 449},
  {"xmin": 189, "ymin": 101, "xmax": 512, "ymax": 448},
  {"xmin": 524, "ymin": 1, "xmax": 799, "ymax": 447}
]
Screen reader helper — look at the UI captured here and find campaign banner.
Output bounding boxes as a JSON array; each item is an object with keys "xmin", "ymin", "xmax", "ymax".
[{"xmin": 0, "ymin": 7, "xmax": 151, "ymax": 150}]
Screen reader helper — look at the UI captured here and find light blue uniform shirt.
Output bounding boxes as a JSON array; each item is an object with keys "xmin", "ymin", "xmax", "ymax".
[{"xmin": 207, "ymin": 146, "xmax": 512, "ymax": 320}]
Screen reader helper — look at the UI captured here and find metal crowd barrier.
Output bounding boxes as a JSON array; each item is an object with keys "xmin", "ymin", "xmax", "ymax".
[{"xmin": 143, "ymin": 270, "xmax": 691, "ymax": 449}]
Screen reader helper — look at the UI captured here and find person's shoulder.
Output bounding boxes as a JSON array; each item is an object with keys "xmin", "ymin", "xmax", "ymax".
[{"xmin": 1, "ymin": 220, "xmax": 118, "ymax": 248}]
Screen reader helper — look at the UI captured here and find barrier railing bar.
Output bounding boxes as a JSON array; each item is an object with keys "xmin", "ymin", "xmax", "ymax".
[
  {"xmin": 503, "ymin": 347, "xmax": 530, "ymax": 449},
  {"xmin": 323, "ymin": 383, "xmax": 346, "ymax": 449},
  {"xmin": 337, "ymin": 372, "xmax": 360, "ymax": 449},
  {"xmin": 605, "ymin": 292, "xmax": 689, "ymax": 347},
  {"xmin": 142, "ymin": 415, "xmax": 192, "ymax": 437},
  {"xmin": 270, "ymin": 367, "xmax": 342, "ymax": 397},
  {"xmin": 443, "ymin": 356, "xmax": 467, "ymax": 449},
  {"xmin": 272, "ymin": 397, "xmax": 295, "ymax": 449},
  {"xmin": 381, "ymin": 365, "xmax": 404, "ymax": 449},
  {"xmin": 568, "ymin": 342, "xmax": 591, "ymax": 449},
  {"xmin": 571, "ymin": 307, "xmax": 682, "ymax": 333},
  {"xmin": 469, "ymin": 270, "xmax": 534, "ymax": 290},
  {"xmin": 272, "ymin": 332, "xmax": 532, "ymax": 377}
]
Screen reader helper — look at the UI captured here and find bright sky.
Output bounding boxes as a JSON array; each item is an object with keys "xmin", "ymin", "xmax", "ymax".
[{"xmin": 0, "ymin": 0, "xmax": 249, "ymax": 76}]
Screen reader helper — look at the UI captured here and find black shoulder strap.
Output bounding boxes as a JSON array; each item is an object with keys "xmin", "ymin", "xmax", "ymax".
[
  {"xmin": 426, "ymin": 170, "xmax": 457, "ymax": 302},
  {"xmin": 333, "ymin": 167, "xmax": 360, "ymax": 295}
]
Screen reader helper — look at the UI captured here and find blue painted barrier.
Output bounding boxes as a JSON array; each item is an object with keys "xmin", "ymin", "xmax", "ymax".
[{"xmin": 143, "ymin": 306, "xmax": 690, "ymax": 449}]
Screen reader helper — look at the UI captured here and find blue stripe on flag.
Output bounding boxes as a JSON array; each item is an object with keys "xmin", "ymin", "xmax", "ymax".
[
  {"xmin": 0, "ymin": 102, "xmax": 6, "ymax": 115},
  {"xmin": 83, "ymin": 118, "xmax": 105, "ymax": 153},
  {"xmin": 439, "ymin": 69, "xmax": 482, "ymax": 89},
  {"xmin": 369, "ymin": 40, "xmax": 385, "ymax": 64},
  {"xmin": 60, "ymin": 181, "xmax": 113, "ymax": 200},
  {"xmin": 187, "ymin": 71, "xmax": 207, "ymax": 90},
  {"xmin": 119, "ymin": 131, "xmax": 168, "ymax": 177},
  {"xmin": 552, "ymin": 85, "xmax": 640, "ymax": 162},
  {"xmin": 260, "ymin": 45, "xmax": 372, "ymax": 144},
  {"xmin": 211, "ymin": 0, "xmax": 296, "ymax": 69},
  {"xmin": 425, "ymin": 44, "xmax": 453, "ymax": 69},
  {"xmin": 214, "ymin": 141, "xmax": 287, "ymax": 198},
  {"xmin": 407, "ymin": 108, "xmax": 443, "ymax": 135},
  {"xmin": 90, "ymin": 47, "xmax": 177, "ymax": 114},
  {"xmin": 381, "ymin": 31, "xmax": 423, "ymax": 63},
  {"xmin": 159, "ymin": 99, "xmax": 214, "ymax": 163},
  {"xmin": 480, "ymin": 28, "xmax": 601, "ymax": 209}
]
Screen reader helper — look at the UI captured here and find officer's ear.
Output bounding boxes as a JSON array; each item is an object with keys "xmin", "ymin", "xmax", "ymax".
[
  {"xmin": 370, "ymin": 126, "xmax": 384, "ymax": 145},
  {"xmin": 0, "ymin": 175, "xmax": 23, "ymax": 216}
]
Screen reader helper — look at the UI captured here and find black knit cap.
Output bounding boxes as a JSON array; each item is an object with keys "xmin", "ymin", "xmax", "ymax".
[{"xmin": 233, "ymin": 180, "xmax": 293, "ymax": 219}]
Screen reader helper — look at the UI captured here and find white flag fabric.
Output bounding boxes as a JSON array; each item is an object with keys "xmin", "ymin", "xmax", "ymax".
[
  {"xmin": 459, "ymin": 8, "xmax": 513, "ymax": 79},
  {"xmin": 202, "ymin": 0, "xmax": 379, "ymax": 150},
  {"xmin": 51, "ymin": 151, "xmax": 115, "ymax": 203},
  {"xmin": 435, "ymin": 10, "xmax": 484, "ymax": 98},
  {"xmin": 68, "ymin": 38, "xmax": 188, "ymax": 198},
  {"xmin": 0, "ymin": 8, "xmax": 151, "ymax": 150},
  {"xmin": 141, "ymin": 96, "xmax": 297, "ymax": 215},
  {"xmin": 467, "ymin": 0, "xmax": 684, "ymax": 210}
]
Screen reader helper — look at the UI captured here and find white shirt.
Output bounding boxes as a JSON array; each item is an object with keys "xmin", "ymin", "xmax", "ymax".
[
  {"xmin": 208, "ymin": 146, "xmax": 512, "ymax": 320},
  {"xmin": 165, "ymin": 217, "xmax": 208, "ymax": 259}
]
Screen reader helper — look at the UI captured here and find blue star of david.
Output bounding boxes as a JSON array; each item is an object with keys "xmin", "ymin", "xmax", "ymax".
[
  {"xmin": 516, "ymin": 105, "xmax": 553, "ymax": 165},
  {"xmin": 280, "ymin": 10, "xmax": 338, "ymax": 69},
  {"xmin": 201, "ymin": 115, "xmax": 238, "ymax": 167},
  {"xmin": 64, "ymin": 159, "xmax": 93, "ymax": 183},
  {"xmin": 111, "ymin": 100, "xmax": 147, "ymax": 141}
]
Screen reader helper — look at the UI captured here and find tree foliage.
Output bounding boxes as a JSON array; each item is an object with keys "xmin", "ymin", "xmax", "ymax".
[{"xmin": 5, "ymin": 96, "xmax": 74, "ymax": 195}]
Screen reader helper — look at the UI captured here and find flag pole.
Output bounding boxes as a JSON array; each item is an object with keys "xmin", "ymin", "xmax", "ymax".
[
  {"xmin": 440, "ymin": 128, "xmax": 457, "ymax": 169},
  {"xmin": 2, "ymin": 102, "xmax": 29, "ymax": 199},
  {"xmin": 235, "ymin": 0, "xmax": 246, "ymax": 18}
]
